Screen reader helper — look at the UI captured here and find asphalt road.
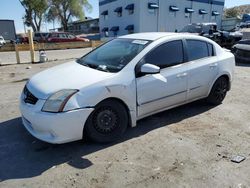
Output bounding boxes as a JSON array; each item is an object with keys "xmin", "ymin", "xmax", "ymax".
[{"xmin": 0, "ymin": 60, "xmax": 250, "ymax": 188}]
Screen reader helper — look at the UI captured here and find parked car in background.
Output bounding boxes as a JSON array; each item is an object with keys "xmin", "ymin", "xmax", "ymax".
[
  {"xmin": 0, "ymin": 35, "xmax": 6, "ymax": 47},
  {"xmin": 47, "ymin": 32, "xmax": 89, "ymax": 43},
  {"xmin": 180, "ymin": 23, "xmax": 242, "ymax": 48},
  {"xmin": 77, "ymin": 34, "xmax": 101, "ymax": 41},
  {"xmin": 20, "ymin": 33, "xmax": 235, "ymax": 144},
  {"xmin": 180, "ymin": 23, "xmax": 220, "ymax": 37},
  {"xmin": 33, "ymin": 32, "xmax": 50, "ymax": 43},
  {"xmin": 232, "ymin": 40, "xmax": 250, "ymax": 63},
  {"xmin": 16, "ymin": 34, "xmax": 29, "ymax": 44}
]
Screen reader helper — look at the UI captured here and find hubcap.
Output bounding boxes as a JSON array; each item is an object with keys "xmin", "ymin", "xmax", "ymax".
[
  {"xmin": 93, "ymin": 108, "xmax": 118, "ymax": 134},
  {"xmin": 214, "ymin": 79, "xmax": 227, "ymax": 101}
]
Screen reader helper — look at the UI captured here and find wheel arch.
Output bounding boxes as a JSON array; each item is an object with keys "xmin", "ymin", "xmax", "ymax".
[
  {"xmin": 96, "ymin": 97, "xmax": 132, "ymax": 126},
  {"xmin": 83, "ymin": 97, "xmax": 133, "ymax": 138},
  {"xmin": 208, "ymin": 74, "xmax": 231, "ymax": 96}
]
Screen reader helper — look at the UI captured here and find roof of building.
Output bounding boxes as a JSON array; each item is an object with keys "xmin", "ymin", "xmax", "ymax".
[
  {"xmin": 119, "ymin": 32, "xmax": 178, "ymax": 40},
  {"xmin": 68, "ymin": 18, "xmax": 99, "ymax": 26}
]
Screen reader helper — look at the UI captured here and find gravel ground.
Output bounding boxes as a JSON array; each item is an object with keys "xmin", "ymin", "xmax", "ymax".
[{"xmin": 0, "ymin": 59, "xmax": 250, "ymax": 188}]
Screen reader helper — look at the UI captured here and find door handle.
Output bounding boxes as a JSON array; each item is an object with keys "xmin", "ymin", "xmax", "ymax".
[
  {"xmin": 209, "ymin": 63, "xmax": 218, "ymax": 68},
  {"xmin": 177, "ymin": 73, "xmax": 188, "ymax": 78}
]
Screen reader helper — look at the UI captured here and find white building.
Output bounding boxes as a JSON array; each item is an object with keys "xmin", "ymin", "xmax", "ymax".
[{"xmin": 99, "ymin": 0, "xmax": 225, "ymax": 38}]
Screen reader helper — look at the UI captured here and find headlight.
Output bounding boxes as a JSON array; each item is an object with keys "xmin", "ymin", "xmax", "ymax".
[{"xmin": 42, "ymin": 89, "xmax": 78, "ymax": 113}]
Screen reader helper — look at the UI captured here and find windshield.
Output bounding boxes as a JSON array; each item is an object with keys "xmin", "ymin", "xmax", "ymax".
[{"xmin": 77, "ymin": 38, "xmax": 150, "ymax": 73}]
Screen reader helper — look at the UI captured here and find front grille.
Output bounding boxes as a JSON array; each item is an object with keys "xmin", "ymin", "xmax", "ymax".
[{"xmin": 23, "ymin": 86, "xmax": 38, "ymax": 105}]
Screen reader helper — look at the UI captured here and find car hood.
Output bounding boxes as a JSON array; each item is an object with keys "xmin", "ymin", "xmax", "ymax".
[{"xmin": 27, "ymin": 61, "xmax": 114, "ymax": 99}]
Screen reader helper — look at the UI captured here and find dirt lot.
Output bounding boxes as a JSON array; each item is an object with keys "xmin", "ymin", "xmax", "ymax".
[
  {"xmin": 0, "ymin": 48, "xmax": 92, "ymax": 65},
  {"xmin": 0, "ymin": 60, "xmax": 250, "ymax": 188}
]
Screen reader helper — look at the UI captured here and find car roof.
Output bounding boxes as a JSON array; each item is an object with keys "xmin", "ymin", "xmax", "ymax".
[
  {"xmin": 119, "ymin": 32, "xmax": 180, "ymax": 41},
  {"xmin": 119, "ymin": 32, "xmax": 216, "ymax": 42}
]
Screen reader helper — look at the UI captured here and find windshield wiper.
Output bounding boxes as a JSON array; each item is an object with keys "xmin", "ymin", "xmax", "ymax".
[{"xmin": 76, "ymin": 59, "xmax": 98, "ymax": 69}]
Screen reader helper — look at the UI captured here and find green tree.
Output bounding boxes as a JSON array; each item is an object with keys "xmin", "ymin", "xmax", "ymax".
[
  {"xmin": 19, "ymin": 0, "xmax": 48, "ymax": 32},
  {"xmin": 224, "ymin": 7, "xmax": 240, "ymax": 18},
  {"xmin": 47, "ymin": 0, "xmax": 92, "ymax": 31}
]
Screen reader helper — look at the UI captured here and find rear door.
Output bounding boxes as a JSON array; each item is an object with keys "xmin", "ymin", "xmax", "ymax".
[
  {"xmin": 185, "ymin": 40, "xmax": 219, "ymax": 100},
  {"xmin": 136, "ymin": 40, "xmax": 188, "ymax": 118}
]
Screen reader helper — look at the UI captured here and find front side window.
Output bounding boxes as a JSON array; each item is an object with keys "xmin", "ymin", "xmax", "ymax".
[
  {"xmin": 77, "ymin": 39, "xmax": 150, "ymax": 73},
  {"xmin": 144, "ymin": 40, "xmax": 184, "ymax": 69},
  {"xmin": 186, "ymin": 40, "xmax": 210, "ymax": 61}
]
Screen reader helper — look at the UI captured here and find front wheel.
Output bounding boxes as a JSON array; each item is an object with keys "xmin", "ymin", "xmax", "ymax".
[
  {"xmin": 207, "ymin": 77, "xmax": 229, "ymax": 105},
  {"xmin": 84, "ymin": 100, "xmax": 128, "ymax": 143}
]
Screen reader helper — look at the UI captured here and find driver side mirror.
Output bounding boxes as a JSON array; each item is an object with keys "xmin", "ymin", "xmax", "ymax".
[{"xmin": 140, "ymin": 63, "xmax": 160, "ymax": 74}]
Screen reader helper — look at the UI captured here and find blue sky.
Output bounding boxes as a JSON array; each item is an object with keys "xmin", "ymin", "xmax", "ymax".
[{"xmin": 0, "ymin": 0, "xmax": 249, "ymax": 33}]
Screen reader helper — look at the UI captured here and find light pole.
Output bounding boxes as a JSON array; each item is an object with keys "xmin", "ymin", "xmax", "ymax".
[{"xmin": 22, "ymin": 17, "xmax": 27, "ymax": 33}]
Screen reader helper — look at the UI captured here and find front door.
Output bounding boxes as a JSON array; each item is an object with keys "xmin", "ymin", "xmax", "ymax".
[{"xmin": 136, "ymin": 40, "xmax": 188, "ymax": 118}]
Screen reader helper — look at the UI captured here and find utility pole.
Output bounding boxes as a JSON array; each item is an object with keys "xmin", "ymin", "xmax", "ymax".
[{"xmin": 22, "ymin": 17, "xmax": 27, "ymax": 33}]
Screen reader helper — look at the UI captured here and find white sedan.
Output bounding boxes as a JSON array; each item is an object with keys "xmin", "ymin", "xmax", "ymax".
[
  {"xmin": 20, "ymin": 33, "xmax": 235, "ymax": 144},
  {"xmin": 0, "ymin": 35, "xmax": 6, "ymax": 47}
]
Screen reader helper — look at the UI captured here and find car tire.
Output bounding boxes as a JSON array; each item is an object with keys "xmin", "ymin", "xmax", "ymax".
[
  {"xmin": 84, "ymin": 100, "xmax": 128, "ymax": 143},
  {"xmin": 207, "ymin": 77, "xmax": 229, "ymax": 105}
]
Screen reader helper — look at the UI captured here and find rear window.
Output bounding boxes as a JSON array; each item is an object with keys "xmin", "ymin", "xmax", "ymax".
[{"xmin": 186, "ymin": 40, "xmax": 213, "ymax": 61}]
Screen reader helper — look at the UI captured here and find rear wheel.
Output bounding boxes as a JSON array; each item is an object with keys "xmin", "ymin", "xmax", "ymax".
[
  {"xmin": 85, "ymin": 100, "xmax": 128, "ymax": 143},
  {"xmin": 207, "ymin": 77, "xmax": 229, "ymax": 105}
]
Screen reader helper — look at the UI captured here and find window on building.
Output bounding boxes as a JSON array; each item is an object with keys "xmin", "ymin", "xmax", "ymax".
[
  {"xmin": 169, "ymin": 6, "xmax": 179, "ymax": 17},
  {"xmin": 199, "ymin": 9, "xmax": 208, "ymax": 19},
  {"xmin": 105, "ymin": 31, "xmax": 109, "ymax": 37},
  {"xmin": 125, "ymin": 25, "xmax": 134, "ymax": 34},
  {"xmin": 102, "ymin": 27, "xmax": 109, "ymax": 37},
  {"xmin": 101, "ymin": 10, "xmax": 108, "ymax": 20},
  {"xmin": 186, "ymin": 40, "xmax": 211, "ymax": 61},
  {"xmin": 125, "ymin": 4, "xmax": 134, "ymax": 15},
  {"xmin": 110, "ymin": 26, "xmax": 119, "ymax": 37},
  {"xmin": 212, "ymin": 11, "xmax": 220, "ymax": 20},
  {"xmin": 114, "ymin": 7, "xmax": 122, "ymax": 17},
  {"xmin": 148, "ymin": 3, "xmax": 159, "ymax": 14},
  {"xmin": 144, "ymin": 40, "xmax": 184, "ymax": 69},
  {"xmin": 185, "ymin": 8, "xmax": 194, "ymax": 18}
]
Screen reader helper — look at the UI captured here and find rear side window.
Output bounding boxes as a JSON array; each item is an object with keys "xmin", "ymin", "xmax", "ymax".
[
  {"xmin": 186, "ymin": 40, "xmax": 210, "ymax": 61},
  {"xmin": 208, "ymin": 43, "xmax": 214, "ymax": 56},
  {"xmin": 145, "ymin": 40, "xmax": 184, "ymax": 69}
]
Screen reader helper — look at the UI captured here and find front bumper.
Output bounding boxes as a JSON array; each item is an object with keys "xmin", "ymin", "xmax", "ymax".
[{"xmin": 19, "ymin": 95, "xmax": 94, "ymax": 144}]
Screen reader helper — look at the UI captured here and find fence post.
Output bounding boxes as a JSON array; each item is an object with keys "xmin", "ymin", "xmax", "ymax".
[
  {"xmin": 14, "ymin": 43, "xmax": 21, "ymax": 64},
  {"xmin": 28, "ymin": 30, "xmax": 35, "ymax": 63}
]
